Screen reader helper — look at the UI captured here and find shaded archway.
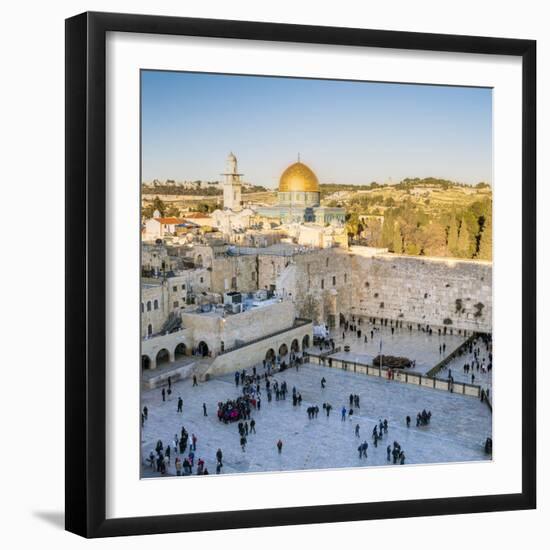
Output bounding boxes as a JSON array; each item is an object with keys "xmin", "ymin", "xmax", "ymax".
[
  {"xmin": 291, "ymin": 339, "xmax": 300, "ymax": 353},
  {"xmin": 302, "ymin": 334, "xmax": 310, "ymax": 349},
  {"xmin": 147, "ymin": 324, "xmax": 153, "ymax": 337},
  {"xmin": 265, "ymin": 348, "xmax": 275, "ymax": 362},
  {"xmin": 197, "ymin": 341, "xmax": 209, "ymax": 357},
  {"xmin": 156, "ymin": 348, "xmax": 170, "ymax": 367},
  {"xmin": 174, "ymin": 342, "xmax": 187, "ymax": 360},
  {"xmin": 141, "ymin": 355, "xmax": 151, "ymax": 370},
  {"xmin": 278, "ymin": 343, "xmax": 288, "ymax": 358}
]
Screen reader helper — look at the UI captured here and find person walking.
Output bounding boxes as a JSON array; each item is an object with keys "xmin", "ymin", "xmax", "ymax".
[
  {"xmin": 143, "ymin": 406, "xmax": 148, "ymax": 420},
  {"xmin": 193, "ymin": 374, "xmax": 198, "ymax": 387},
  {"xmin": 161, "ymin": 388, "xmax": 166, "ymax": 402},
  {"xmin": 250, "ymin": 419, "xmax": 256, "ymax": 433},
  {"xmin": 355, "ymin": 424, "xmax": 360, "ymax": 438},
  {"xmin": 341, "ymin": 407, "xmax": 347, "ymax": 421},
  {"xmin": 202, "ymin": 402, "xmax": 207, "ymax": 416},
  {"xmin": 177, "ymin": 397, "xmax": 183, "ymax": 413},
  {"xmin": 277, "ymin": 439, "xmax": 283, "ymax": 454}
]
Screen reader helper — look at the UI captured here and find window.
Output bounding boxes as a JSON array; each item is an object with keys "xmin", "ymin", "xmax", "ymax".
[
  {"xmin": 146, "ymin": 301, "xmax": 151, "ymax": 312},
  {"xmin": 200, "ymin": 277, "xmax": 204, "ymax": 283},
  {"xmin": 181, "ymin": 284, "xmax": 185, "ymax": 290},
  {"xmin": 326, "ymin": 258, "xmax": 329, "ymax": 267},
  {"xmin": 332, "ymin": 276, "xmax": 336, "ymax": 286},
  {"xmin": 154, "ymin": 299, "xmax": 159, "ymax": 310},
  {"xmin": 344, "ymin": 273, "xmax": 347, "ymax": 283},
  {"xmin": 173, "ymin": 301, "xmax": 179, "ymax": 308},
  {"xmin": 321, "ymin": 279, "xmax": 324, "ymax": 290},
  {"xmin": 172, "ymin": 286, "xmax": 177, "ymax": 292},
  {"xmin": 141, "ymin": 303, "xmax": 144, "ymax": 313},
  {"xmin": 147, "ymin": 324, "xmax": 152, "ymax": 336}
]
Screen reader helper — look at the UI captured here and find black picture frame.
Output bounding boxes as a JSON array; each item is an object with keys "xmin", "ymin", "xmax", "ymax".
[{"xmin": 65, "ymin": 11, "xmax": 536, "ymax": 538}]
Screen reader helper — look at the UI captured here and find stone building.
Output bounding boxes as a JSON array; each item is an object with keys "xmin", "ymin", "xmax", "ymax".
[{"xmin": 141, "ymin": 269, "xmax": 211, "ymax": 338}]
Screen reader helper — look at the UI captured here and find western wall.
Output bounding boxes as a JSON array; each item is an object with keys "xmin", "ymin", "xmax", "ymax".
[{"xmin": 349, "ymin": 247, "xmax": 492, "ymax": 333}]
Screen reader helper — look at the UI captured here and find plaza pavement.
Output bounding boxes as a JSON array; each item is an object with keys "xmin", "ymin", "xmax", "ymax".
[{"xmin": 141, "ymin": 361, "xmax": 492, "ymax": 478}]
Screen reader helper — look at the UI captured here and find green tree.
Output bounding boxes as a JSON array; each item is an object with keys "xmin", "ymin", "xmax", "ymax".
[
  {"xmin": 447, "ymin": 214, "xmax": 459, "ymax": 255},
  {"xmin": 165, "ymin": 204, "xmax": 180, "ymax": 217},
  {"xmin": 392, "ymin": 223, "xmax": 403, "ymax": 253},
  {"xmin": 477, "ymin": 216, "xmax": 492, "ymax": 260},
  {"xmin": 457, "ymin": 217, "xmax": 472, "ymax": 257},
  {"xmin": 381, "ymin": 213, "xmax": 395, "ymax": 248}
]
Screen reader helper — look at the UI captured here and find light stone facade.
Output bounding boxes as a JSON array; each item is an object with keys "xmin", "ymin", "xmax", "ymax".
[
  {"xmin": 349, "ymin": 247, "xmax": 492, "ymax": 332},
  {"xmin": 141, "ymin": 300, "xmax": 312, "ymax": 373},
  {"xmin": 141, "ymin": 269, "xmax": 211, "ymax": 338},
  {"xmin": 141, "ymin": 241, "xmax": 492, "ymax": 375}
]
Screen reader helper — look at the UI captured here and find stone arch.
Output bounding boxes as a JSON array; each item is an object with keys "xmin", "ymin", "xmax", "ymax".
[
  {"xmin": 197, "ymin": 341, "xmax": 209, "ymax": 357},
  {"xmin": 154, "ymin": 299, "xmax": 159, "ymax": 310},
  {"xmin": 291, "ymin": 338, "xmax": 300, "ymax": 353},
  {"xmin": 146, "ymin": 301, "xmax": 152, "ymax": 312},
  {"xmin": 156, "ymin": 348, "xmax": 170, "ymax": 367},
  {"xmin": 141, "ymin": 354, "xmax": 151, "ymax": 370},
  {"xmin": 174, "ymin": 342, "xmax": 187, "ymax": 360},
  {"xmin": 278, "ymin": 343, "xmax": 288, "ymax": 358},
  {"xmin": 265, "ymin": 348, "xmax": 275, "ymax": 362},
  {"xmin": 147, "ymin": 324, "xmax": 153, "ymax": 337},
  {"xmin": 302, "ymin": 334, "xmax": 310, "ymax": 350}
]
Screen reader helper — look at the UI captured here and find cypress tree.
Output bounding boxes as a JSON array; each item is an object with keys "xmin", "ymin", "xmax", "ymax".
[
  {"xmin": 457, "ymin": 217, "xmax": 472, "ymax": 257},
  {"xmin": 447, "ymin": 214, "xmax": 458, "ymax": 255},
  {"xmin": 477, "ymin": 216, "xmax": 492, "ymax": 260},
  {"xmin": 392, "ymin": 223, "xmax": 403, "ymax": 253}
]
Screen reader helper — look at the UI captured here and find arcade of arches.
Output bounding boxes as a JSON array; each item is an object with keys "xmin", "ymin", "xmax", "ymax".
[{"xmin": 142, "ymin": 332, "xmax": 311, "ymax": 371}]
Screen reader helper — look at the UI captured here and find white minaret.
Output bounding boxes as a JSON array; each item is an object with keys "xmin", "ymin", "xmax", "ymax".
[{"xmin": 222, "ymin": 152, "xmax": 243, "ymax": 211}]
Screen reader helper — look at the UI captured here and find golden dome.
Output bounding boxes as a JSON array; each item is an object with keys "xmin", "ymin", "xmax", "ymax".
[{"xmin": 279, "ymin": 161, "xmax": 320, "ymax": 193}]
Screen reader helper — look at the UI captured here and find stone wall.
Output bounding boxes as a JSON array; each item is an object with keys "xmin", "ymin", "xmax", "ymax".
[
  {"xmin": 203, "ymin": 322, "xmax": 312, "ymax": 379},
  {"xmin": 349, "ymin": 247, "xmax": 492, "ymax": 332},
  {"xmin": 181, "ymin": 301, "xmax": 296, "ymax": 355},
  {"xmin": 274, "ymin": 248, "xmax": 353, "ymax": 327}
]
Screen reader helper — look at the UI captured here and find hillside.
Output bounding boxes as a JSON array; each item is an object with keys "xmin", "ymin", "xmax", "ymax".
[{"xmin": 324, "ymin": 178, "xmax": 492, "ymax": 261}]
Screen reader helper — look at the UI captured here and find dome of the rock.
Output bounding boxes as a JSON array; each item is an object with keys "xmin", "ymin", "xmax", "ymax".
[{"xmin": 278, "ymin": 161, "xmax": 320, "ymax": 193}]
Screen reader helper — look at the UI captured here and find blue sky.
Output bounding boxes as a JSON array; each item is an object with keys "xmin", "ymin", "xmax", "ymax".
[{"xmin": 141, "ymin": 70, "xmax": 492, "ymax": 187}]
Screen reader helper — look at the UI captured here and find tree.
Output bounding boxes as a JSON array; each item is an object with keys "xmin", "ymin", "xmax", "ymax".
[
  {"xmin": 152, "ymin": 196, "xmax": 166, "ymax": 216},
  {"xmin": 419, "ymin": 221, "xmax": 447, "ymax": 256},
  {"xmin": 447, "ymin": 214, "xmax": 459, "ymax": 256},
  {"xmin": 165, "ymin": 204, "xmax": 181, "ymax": 217},
  {"xmin": 457, "ymin": 217, "xmax": 472, "ymax": 258},
  {"xmin": 141, "ymin": 196, "xmax": 167, "ymax": 219},
  {"xmin": 477, "ymin": 216, "xmax": 492, "ymax": 260},
  {"xmin": 392, "ymin": 223, "xmax": 403, "ymax": 253},
  {"xmin": 381, "ymin": 213, "xmax": 395, "ymax": 248}
]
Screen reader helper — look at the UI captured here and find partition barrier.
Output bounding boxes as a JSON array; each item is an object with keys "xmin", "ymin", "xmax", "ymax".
[{"xmin": 305, "ymin": 352, "xmax": 482, "ymax": 399}]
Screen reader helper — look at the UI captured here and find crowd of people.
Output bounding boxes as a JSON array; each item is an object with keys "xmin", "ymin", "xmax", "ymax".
[{"xmin": 142, "ymin": 316, "xmax": 493, "ymax": 477}]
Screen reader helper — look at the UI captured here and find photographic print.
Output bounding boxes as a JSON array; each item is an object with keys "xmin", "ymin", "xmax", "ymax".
[{"xmin": 139, "ymin": 70, "xmax": 493, "ymax": 479}]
